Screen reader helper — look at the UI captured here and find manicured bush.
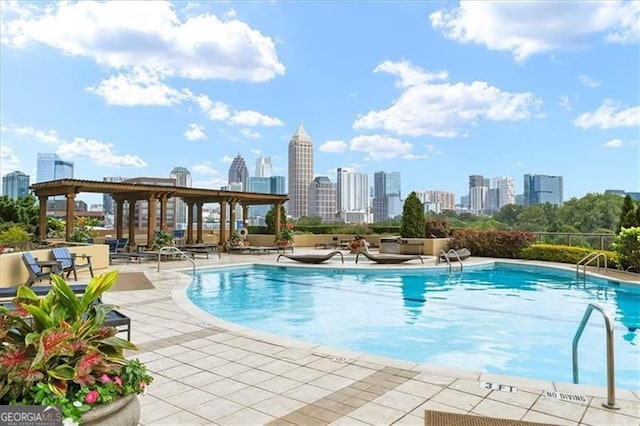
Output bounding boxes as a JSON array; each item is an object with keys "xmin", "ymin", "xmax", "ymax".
[
  {"xmin": 613, "ymin": 227, "xmax": 640, "ymax": 272},
  {"xmin": 520, "ymin": 244, "xmax": 618, "ymax": 267},
  {"xmin": 425, "ymin": 218, "xmax": 451, "ymax": 238},
  {"xmin": 400, "ymin": 192, "xmax": 425, "ymax": 238},
  {"xmin": 448, "ymin": 229, "xmax": 537, "ymax": 258}
]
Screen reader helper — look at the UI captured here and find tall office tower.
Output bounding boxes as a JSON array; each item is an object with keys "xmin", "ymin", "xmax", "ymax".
[
  {"xmin": 524, "ymin": 174, "xmax": 564, "ymax": 206},
  {"xmin": 468, "ymin": 174, "xmax": 490, "ymax": 215},
  {"xmin": 102, "ymin": 176, "xmax": 126, "ymax": 216},
  {"xmin": 308, "ymin": 176, "xmax": 337, "ymax": 223},
  {"xmin": 373, "ymin": 171, "xmax": 401, "ymax": 222},
  {"xmin": 336, "ymin": 167, "xmax": 369, "ymax": 222},
  {"xmin": 2, "ymin": 171, "xmax": 30, "ymax": 199},
  {"xmin": 491, "ymin": 176, "xmax": 515, "ymax": 212},
  {"xmin": 415, "ymin": 190, "xmax": 456, "ymax": 212},
  {"xmin": 270, "ymin": 176, "xmax": 286, "ymax": 195},
  {"xmin": 37, "ymin": 153, "xmax": 74, "ymax": 183},
  {"xmin": 255, "ymin": 156, "xmax": 273, "ymax": 178},
  {"xmin": 170, "ymin": 167, "xmax": 192, "ymax": 226},
  {"xmin": 248, "ymin": 177, "xmax": 272, "ymax": 221},
  {"xmin": 228, "ymin": 154, "xmax": 249, "ymax": 191},
  {"xmin": 288, "ymin": 124, "xmax": 314, "ymax": 218}
]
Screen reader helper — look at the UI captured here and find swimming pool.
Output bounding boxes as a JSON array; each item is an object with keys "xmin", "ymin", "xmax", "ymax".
[{"xmin": 187, "ymin": 262, "xmax": 640, "ymax": 390}]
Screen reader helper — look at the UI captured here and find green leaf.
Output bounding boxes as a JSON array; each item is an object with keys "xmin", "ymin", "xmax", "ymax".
[
  {"xmin": 47, "ymin": 365, "xmax": 76, "ymax": 380},
  {"xmin": 16, "ymin": 286, "xmax": 39, "ymax": 301},
  {"xmin": 97, "ymin": 336, "xmax": 137, "ymax": 351},
  {"xmin": 25, "ymin": 332, "xmax": 41, "ymax": 346},
  {"xmin": 50, "ymin": 275, "xmax": 81, "ymax": 320},
  {"xmin": 21, "ymin": 304, "xmax": 53, "ymax": 331},
  {"xmin": 80, "ymin": 271, "xmax": 118, "ymax": 312}
]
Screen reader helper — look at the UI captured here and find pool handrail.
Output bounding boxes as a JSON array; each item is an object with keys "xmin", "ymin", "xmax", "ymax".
[
  {"xmin": 572, "ymin": 302, "xmax": 619, "ymax": 410},
  {"xmin": 157, "ymin": 246, "xmax": 196, "ymax": 275},
  {"xmin": 576, "ymin": 252, "xmax": 607, "ymax": 278}
]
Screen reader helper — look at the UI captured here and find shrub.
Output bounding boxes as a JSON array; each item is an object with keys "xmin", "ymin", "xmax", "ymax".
[
  {"xmin": 613, "ymin": 227, "xmax": 640, "ymax": 272},
  {"xmin": 0, "ymin": 224, "xmax": 32, "ymax": 247},
  {"xmin": 449, "ymin": 229, "xmax": 536, "ymax": 258},
  {"xmin": 425, "ymin": 218, "xmax": 451, "ymax": 238},
  {"xmin": 400, "ymin": 192, "xmax": 425, "ymax": 238},
  {"xmin": 520, "ymin": 244, "xmax": 618, "ymax": 267}
]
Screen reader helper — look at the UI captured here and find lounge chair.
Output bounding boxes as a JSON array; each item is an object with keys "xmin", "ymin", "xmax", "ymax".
[
  {"xmin": 355, "ymin": 251, "xmax": 424, "ymax": 264},
  {"xmin": 21, "ymin": 252, "xmax": 57, "ymax": 286},
  {"xmin": 51, "ymin": 247, "xmax": 94, "ymax": 281},
  {"xmin": 0, "ymin": 283, "xmax": 88, "ymax": 299},
  {"xmin": 439, "ymin": 248, "xmax": 471, "ymax": 262},
  {"xmin": 277, "ymin": 250, "xmax": 344, "ymax": 264},
  {"xmin": 116, "ymin": 238, "xmax": 129, "ymax": 252}
]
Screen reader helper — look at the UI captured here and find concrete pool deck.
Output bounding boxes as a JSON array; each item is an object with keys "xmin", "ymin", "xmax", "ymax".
[{"xmin": 95, "ymin": 250, "xmax": 640, "ymax": 425}]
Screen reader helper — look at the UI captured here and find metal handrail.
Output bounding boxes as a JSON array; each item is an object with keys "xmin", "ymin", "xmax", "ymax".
[
  {"xmin": 446, "ymin": 249, "xmax": 463, "ymax": 271},
  {"xmin": 157, "ymin": 246, "xmax": 196, "ymax": 275},
  {"xmin": 576, "ymin": 252, "xmax": 607, "ymax": 278},
  {"xmin": 437, "ymin": 249, "xmax": 463, "ymax": 272},
  {"xmin": 572, "ymin": 303, "xmax": 619, "ymax": 410}
]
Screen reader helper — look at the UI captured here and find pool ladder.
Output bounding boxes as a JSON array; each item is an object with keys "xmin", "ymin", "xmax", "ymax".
[
  {"xmin": 572, "ymin": 303, "xmax": 619, "ymax": 410},
  {"xmin": 437, "ymin": 249, "xmax": 463, "ymax": 272},
  {"xmin": 157, "ymin": 246, "xmax": 196, "ymax": 275},
  {"xmin": 576, "ymin": 252, "xmax": 607, "ymax": 278}
]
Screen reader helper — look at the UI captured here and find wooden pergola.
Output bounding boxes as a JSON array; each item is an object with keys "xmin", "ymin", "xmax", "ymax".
[{"xmin": 30, "ymin": 179, "xmax": 288, "ymax": 247}]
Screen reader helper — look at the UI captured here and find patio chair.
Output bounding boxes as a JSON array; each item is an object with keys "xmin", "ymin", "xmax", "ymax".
[
  {"xmin": 116, "ymin": 238, "xmax": 129, "ymax": 253},
  {"xmin": 21, "ymin": 252, "xmax": 56, "ymax": 286},
  {"xmin": 277, "ymin": 250, "xmax": 344, "ymax": 264},
  {"xmin": 51, "ymin": 247, "xmax": 94, "ymax": 281},
  {"xmin": 355, "ymin": 251, "xmax": 424, "ymax": 264}
]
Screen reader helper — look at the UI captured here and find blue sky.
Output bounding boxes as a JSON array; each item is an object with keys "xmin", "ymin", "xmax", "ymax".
[{"xmin": 1, "ymin": 1, "xmax": 638, "ymax": 207}]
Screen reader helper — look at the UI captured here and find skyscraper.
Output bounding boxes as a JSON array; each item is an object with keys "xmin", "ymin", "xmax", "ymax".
[
  {"xmin": 288, "ymin": 124, "xmax": 314, "ymax": 218},
  {"xmin": 2, "ymin": 171, "xmax": 30, "ymax": 199},
  {"xmin": 102, "ymin": 176, "xmax": 126, "ymax": 216},
  {"xmin": 37, "ymin": 153, "xmax": 73, "ymax": 182},
  {"xmin": 255, "ymin": 156, "xmax": 273, "ymax": 178},
  {"xmin": 170, "ymin": 167, "xmax": 192, "ymax": 226},
  {"xmin": 524, "ymin": 174, "xmax": 564, "ymax": 206},
  {"xmin": 468, "ymin": 174, "xmax": 490, "ymax": 215},
  {"xmin": 336, "ymin": 167, "xmax": 369, "ymax": 222},
  {"xmin": 491, "ymin": 176, "xmax": 515, "ymax": 212},
  {"xmin": 228, "ymin": 154, "xmax": 249, "ymax": 191},
  {"xmin": 309, "ymin": 176, "xmax": 337, "ymax": 223},
  {"xmin": 373, "ymin": 171, "xmax": 401, "ymax": 222}
]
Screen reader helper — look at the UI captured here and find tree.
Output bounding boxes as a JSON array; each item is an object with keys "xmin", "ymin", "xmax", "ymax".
[
  {"xmin": 493, "ymin": 204, "xmax": 524, "ymax": 227},
  {"xmin": 265, "ymin": 205, "xmax": 287, "ymax": 235},
  {"xmin": 515, "ymin": 205, "xmax": 549, "ymax": 231},
  {"xmin": 617, "ymin": 195, "xmax": 637, "ymax": 233},
  {"xmin": 0, "ymin": 194, "xmax": 40, "ymax": 237},
  {"xmin": 296, "ymin": 216, "xmax": 322, "ymax": 226},
  {"xmin": 400, "ymin": 192, "xmax": 425, "ymax": 238}
]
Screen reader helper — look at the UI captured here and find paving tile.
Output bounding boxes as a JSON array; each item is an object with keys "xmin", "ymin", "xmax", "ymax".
[
  {"xmin": 154, "ymin": 344, "xmax": 192, "ymax": 357},
  {"xmin": 188, "ymin": 355, "xmax": 229, "ymax": 370},
  {"xmin": 470, "ymin": 398, "xmax": 528, "ymax": 421},
  {"xmin": 210, "ymin": 360, "xmax": 254, "ymax": 377},
  {"xmin": 281, "ymin": 366, "xmax": 327, "ymax": 382},
  {"xmin": 372, "ymin": 389, "xmax": 427, "ymax": 412},
  {"xmin": 217, "ymin": 407, "xmax": 276, "ymax": 426},
  {"xmin": 225, "ymin": 386, "xmax": 276, "ymax": 406},
  {"xmin": 391, "ymin": 413, "xmax": 424, "ymax": 426},
  {"xmin": 449, "ymin": 378, "xmax": 493, "ymax": 397},
  {"xmin": 200, "ymin": 377, "xmax": 248, "ymax": 397},
  {"xmin": 190, "ymin": 397, "xmax": 244, "ymax": 422},
  {"xmin": 252, "ymin": 394, "xmax": 307, "ymax": 417},
  {"xmin": 310, "ymin": 374, "xmax": 354, "ymax": 391},
  {"xmin": 393, "ymin": 380, "xmax": 443, "ymax": 399},
  {"xmin": 147, "ymin": 380, "xmax": 193, "ymax": 399},
  {"xmin": 139, "ymin": 399, "xmax": 182, "ymax": 424},
  {"xmin": 430, "ymin": 388, "xmax": 483, "ymax": 412},
  {"xmin": 158, "ymin": 363, "xmax": 202, "ymax": 380},
  {"xmin": 580, "ymin": 406, "xmax": 639, "ymax": 425},
  {"xmin": 179, "ymin": 370, "xmax": 224, "ymax": 388},
  {"xmin": 174, "ymin": 349, "xmax": 210, "ymax": 363},
  {"xmin": 529, "ymin": 394, "xmax": 589, "ymax": 422},
  {"xmin": 236, "ymin": 353, "xmax": 276, "ymax": 368},
  {"xmin": 332, "ymin": 364, "xmax": 377, "ymax": 381},
  {"xmin": 589, "ymin": 397, "xmax": 640, "ymax": 418},
  {"xmin": 411, "ymin": 400, "xmax": 467, "ymax": 417},
  {"xmin": 255, "ymin": 375, "xmax": 303, "ymax": 394},
  {"xmin": 165, "ymin": 387, "xmax": 217, "ymax": 410},
  {"xmin": 306, "ymin": 357, "xmax": 347, "ymax": 373},
  {"xmin": 259, "ymin": 359, "xmax": 301, "ymax": 375},
  {"xmin": 282, "ymin": 383, "xmax": 334, "ymax": 403},
  {"xmin": 327, "ymin": 416, "xmax": 371, "ymax": 425},
  {"xmin": 348, "ymin": 401, "xmax": 406, "ymax": 425},
  {"xmin": 145, "ymin": 356, "xmax": 183, "ymax": 372},
  {"xmin": 521, "ymin": 410, "xmax": 578, "ymax": 426},
  {"xmin": 232, "ymin": 368, "xmax": 276, "ymax": 386},
  {"xmin": 147, "ymin": 410, "xmax": 209, "ymax": 425},
  {"xmin": 341, "ymin": 396, "xmax": 371, "ymax": 409}
]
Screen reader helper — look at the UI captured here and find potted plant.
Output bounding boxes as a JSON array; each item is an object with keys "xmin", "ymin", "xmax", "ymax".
[
  {"xmin": 225, "ymin": 230, "xmax": 243, "ymax": 249},
  {"xmin": 0, "ymin": 271, "xmax": 153, "ymax": 425},
  {"xmin": 275, "ymin": 222, "xmax": 295, "ymax": 246}
]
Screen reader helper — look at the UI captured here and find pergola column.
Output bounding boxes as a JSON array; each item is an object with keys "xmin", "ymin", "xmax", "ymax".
[
  {"xmin": 274, "ymin": 202, "xmax": 283, "ymax": 242},
  {"xmin": 159, "ymin": 195, "xmax": 168, "ymax": 230},
  {"xmin": 147, "ymin": 194, "xmax": 157, "ymax": 248},
  {"xmin": 242, "ymin": 205, "xmax": 249, "ymax": 227},
  {"xmin": 38, "ymin": 196, "xmax": 48, "ymax": 241},
  {"xmin": 219, "ymin": 200, "xmax": 227, "ymax": 247},
  {"xmin": 115, "ymin": 199, "xmax": 124, "ymax": 240},
  {"xmin": 186, "ymin": 202, "xmax": 194, "ymax": 244},
  {"xmin": 196, "ymin": 202, "xmax": 204, "ymax": 243},
  {"xmin": 65, "ymin": 192, "xmax": 76, "ymax": 241},
  {"xmin": 128, "ymin": 200, "xmax": 136, "ymax": 247},
  {"xmin": 229, "ymin": 201, "xmax": 237, "ymax": 235}
]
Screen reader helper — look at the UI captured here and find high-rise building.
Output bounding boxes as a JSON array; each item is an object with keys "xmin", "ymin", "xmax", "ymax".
[
  {"xmin": 468, "ymin": 174, "xmax": 490, "ymax": 215},
  {"xmin": 36, "ymin": 153, "xmax": 74, "ymax": 183},
  {"xmin": 102, "ymin": 176, "xmax": 126, "ymax": 217},
  {"xmin": 489, "ymin": 176, "xmax": 515, "ymax": 213},
  {"xmin": 246, "ymin": 175, "xmax": 286, "ymax": 224},
  {"xmin": 524, "ymin": 174, "xmax": 563, "ymax": 206},
  {"xmin": 255, "ymin": 156, "xmax": 273, "ymax": 178},
  {"xmin": 170, "ymin": 167, "xmax": 192, "ymax": 226},
  {"xmin": 270, "ymin": 176, "xmax": 286, "ymax": 195},
  {"xmin": 2, "ymin": 171, "xmax": 30, "ymax": 199},
  {"xmin": 228, "ymin": 154, "xmax": 249, "ymax": 191},
  {"xmin": 336, "ymin": 168, "xmax": 369, "ymax": 222},
  {"xmin": 373, "ymin": 171, "xmax": 401, "ymax": 222},
  {"xmin": 288, "ymin": 124, "xmax": 314, "ymax": 218},
  {"xmin": 308, "ymin": 176, "xmax": 337, "ymax": 223},
  {"xmin": 415, "ymin": 190, "xmax": 456, "ymax": 212}
]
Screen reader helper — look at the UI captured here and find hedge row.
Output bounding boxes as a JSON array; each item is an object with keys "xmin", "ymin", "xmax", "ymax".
[
  {"xmin": 449, "ymin": 229, "xmax": 537, "ymax": 258},
  {"xmin": 520, "ymin": 244, "xmax": 619, "ymax": 268}
]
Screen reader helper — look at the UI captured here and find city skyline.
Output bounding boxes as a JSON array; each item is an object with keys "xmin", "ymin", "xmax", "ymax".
[{"xmin": 1, "ymin": 1, "xmax": 638, "ymax": 206}]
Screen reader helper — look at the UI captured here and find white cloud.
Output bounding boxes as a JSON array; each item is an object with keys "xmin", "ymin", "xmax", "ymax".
[
  {"xmin": 229, "ymin": 110, "xmax": 284, "ymax": 127},
  {"xmin": 6, "ymin": 125, "xmax": 61, "ymax": 144},
  {"xmin": 430, "ymin": 1, "xmax": 639, "ymax": 63},
  {"xmin": 573, "ymin": 99, "xmax": 640, "ymax": 129},
  {"xmin": 2, "ymin": 1, "xmax": 285, "ymax": 82},
  {"xmin": 558, "ymin": 96, "xmax": 572, "ymax": 111},
  {"xmin": 354, "ymin": 60, "xmax": 541, "ymax": 138},
  {"xmin": 402, "ymin": 153, "xmax": 429, "ymax": 160},
  {"xmin": 184, "ymin": 123, "xmax": 207, "ymax": 141},
  {"xmin": 578, "ymin": 74, "xmax": 601, "ymax": 88},
  {"xmin": 239, "ymin": 128, "xmax": 262, "ymax": 139},
  {"xmin": 192, "ymin": 164, "xmax": 220, "ymax": 175},
  {"xmin": 374, "ymin": 60, "xmax": 448, "ymax": 88},
  {"xmin": 0, "ymin": 145, "xmax": 21, "ymax": 172},
  {"xmin": 319, "ymin": 140, "xmax": 348, "ymax": 153},
  {"xmin": 221, "ymin": 155, "xmax": 233, "ymax": 164},
  {"xmin": 87, "ymin": 68, "xmax": 189, "ymax": 106},
  {"xmin": 56, "ymin": 137, "xmax": 147, "ymax": 167},
  {"xmin": 425, "ymin": 144, "xmax": 443, "ymax": 154},
  {"xmin": 195, "ymin": 95, "xmax": 231, "ymax": 121},
  {"xmin": 603, "ymin": 138, "xmax": 623, "ymax": 148},
  {"xmin": 349, "ymin": 135, "xmax": 413, "ymax": 160},
  {"xmin": 250, "ymin": 148, "xmax": 261, "ymax": 155}
]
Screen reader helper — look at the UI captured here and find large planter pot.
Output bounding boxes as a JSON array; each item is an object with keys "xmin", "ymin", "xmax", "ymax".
[{"xmin": 82, "ymin": 394, "xmax": 140, "ymax": 426}]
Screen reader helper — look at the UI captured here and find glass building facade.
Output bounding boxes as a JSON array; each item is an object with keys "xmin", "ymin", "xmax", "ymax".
[
  {"xmin": 524, "ymin": 174, "xmax": 564, "ymax": 206},
  {"xmin": 36, "ymin": 153, "xmax": 74, "ymax": 183},
  {"xmin": 2, "ymin": 171, "xmax": 30, "ymax": 199}
]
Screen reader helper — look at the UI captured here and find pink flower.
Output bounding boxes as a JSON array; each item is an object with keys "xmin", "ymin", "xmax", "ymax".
[
  {"xmin": 85, "ymin": 390, "xmax": 99, "ymax": 404},
  {"xmin": 114, "ymin": 376, "xmax": 122, "ymax": 387},
  {"xmin": 139, "ymin": 380, "xmax": 146, "ymax": 392},
  {"xmin": 99, "ymin": 374, "xmax": 112, "ymax": 384}
]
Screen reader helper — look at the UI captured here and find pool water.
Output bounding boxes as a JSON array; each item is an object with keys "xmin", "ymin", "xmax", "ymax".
[{"xmin": 187, "ymin": 263, "xmax": 640, "ymax": 390}]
